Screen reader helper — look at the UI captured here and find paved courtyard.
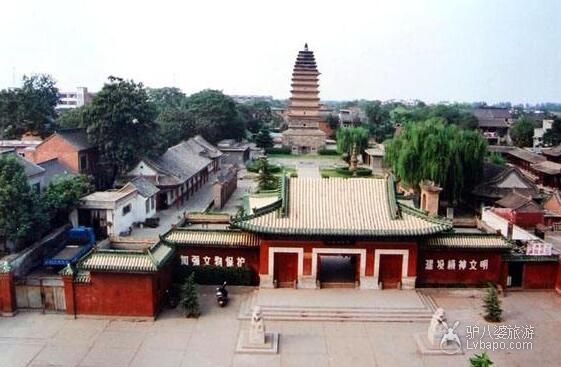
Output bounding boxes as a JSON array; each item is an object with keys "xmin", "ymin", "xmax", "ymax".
[{"xmin": 1, "ymin": 288, "xmax": 560, "ymax": 367}]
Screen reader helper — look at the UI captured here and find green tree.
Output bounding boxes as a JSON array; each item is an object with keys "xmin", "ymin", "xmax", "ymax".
[
  {"xmin": 487, "ymin": 152, "xmax": 506, "ymax": 166},
  {"xmin": 238, "ymin": 100, "xmax": 273, "ymax": 134},
  {"xmin": 483, "ymin": 283, "xmax": 502, "ymax": 322},
  {"xmin": 187, "ymin": 89, "xmax": 245, "ymax": 143},
  {"xmin": 255, "ymin": 126, "xmax": 273, "ymax": 149},
  {"xmin": 147, "ymin": 87, "xmax": 187, "ymax": 115},
  {"xmin": 55, "ymin": 106, "xmax": 87, "ymax": 129},
  {"xmin": 363, "ymin": 100, "xmax": 395, "ymax": 142},
  {"xmin": 470, "ymin": 352, "xmax": 494, "ymax": 367},
  {"xmin": 543, "ymin": 117, "xmax": 561, "ymax": 146},
  {"xmin": 385, "ymin": 118, "xmax": 487, "ymax": 205},
  {"xmin": 0, "ymin": 74, "xmax": 59, "ymax": 138},
  {"xmin": 83, "ymin": 76, "xmax": 158, "ymax": 185},
  {"xmin": 336, "ymin": 127, "xmax": 369, "ymax": 171},
  {"xmin": 157, "ymin": 108, "xmax": 196, "ymax": 149},
  {"xmin": 180, "ymin": 273, "xmax": 200, "ymax": 318},
  {"xmin": 510, "ymin": 117, "xmax": 535, "ymax": 147},
  {"xmin": 0, "ymin": 155, "xmax": 47, "ymax": 252},
  {"xmin": 43, "ymin": 175, "xmax": 94, "ymax": 227},
  {"xmin": 257, "ymin": 158, "xmax": 278, "ymax": 191}
]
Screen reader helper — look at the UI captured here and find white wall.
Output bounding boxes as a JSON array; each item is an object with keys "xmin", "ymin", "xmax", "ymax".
[
  {"xmin": 111, "ymin": 195, "xmax": 138, "ymax": 236},
  {"xmin": 481, "ymin": 208, "xmax": 539, "ymax": 241},
  {"xmin": 129, "ymin": 160, "xmax": 158, "ymax": 176}
]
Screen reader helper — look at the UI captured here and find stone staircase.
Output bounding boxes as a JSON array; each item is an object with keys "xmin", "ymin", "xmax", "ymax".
[{"xmin": 238, "ymin": 290, "xmax": 438, "ymax": 322}]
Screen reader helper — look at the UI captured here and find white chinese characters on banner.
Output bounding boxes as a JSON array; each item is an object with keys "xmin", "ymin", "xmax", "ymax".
[
  {"xmin": 526, "ymin": 241, "xmax": 552, "ymax": 256},
  {"xmin": 424, "ymin": 258, "xmax": 490, "ymax": 271},
  {"xmin": 180, "ymin": 254, "xmax": 247, "ymax": 268}
]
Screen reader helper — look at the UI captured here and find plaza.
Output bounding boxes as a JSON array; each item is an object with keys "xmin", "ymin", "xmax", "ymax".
[{"xmin": 1, "ymin": 288, "xmax": 560, "ymax": 367}]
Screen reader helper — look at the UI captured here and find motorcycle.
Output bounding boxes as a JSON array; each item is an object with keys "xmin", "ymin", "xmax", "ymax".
[
  {"xmin": 216, "ymin": 281, "xmax": 229, "ymax": 307},
  {"xmin": 165, "ymin": 288, "xmax": 179, "ymax": 309}
]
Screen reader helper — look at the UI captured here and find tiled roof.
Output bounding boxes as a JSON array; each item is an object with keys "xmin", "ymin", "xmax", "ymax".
[
  {"xmin": 531, "ymin": 160, "xmax": 561, "ymax": 175},
  {"xmin": 472, "ymin": 164, "xmax": 540, "ymax": 200},
  {"xmin": 542, "ymin": 145, "xmax": 561, "ymax": 158},
  {"xmin": 233, "ymin": 177, "xmax": 452, "ymax": 236},
  {"xmin": 38, "ymin": 158, "xmax": 76, "ymax": 186},
  {"xmin": 2, "ymin": 150, "xmax": 46, "ymax": 178},
  {"xmin": 130, "ymin": 176, "xmax": 160, "ymax": 197},
  {"xmin": 191, "ymin": 135, "xmax": 223, "ymax": 159},
  {"xmin": 163, "ymin": 229, "xmax": 259, "ymax": 247},
  {"xmin": 506, "ymin": 148, "xmax": 546, "ymax": 164},
  {"xmin": 76, "ymin": 242, "xmax": 174, "ymax": 273},
  {"xmin": 495, "ymin": 191, "xmax": 541, "ymax": 211},
  {"xmin": 423, "ymin": 233, "xmax": 511, "ymax": 249},
  {"xmin": 57, "ymin": 128, "xmax": 93, "ymax": 151}
]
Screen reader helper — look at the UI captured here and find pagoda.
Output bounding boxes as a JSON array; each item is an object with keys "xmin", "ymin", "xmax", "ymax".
[{"xmin": 282, "ymin": 43, "xmax": 326, "ymax": 154}]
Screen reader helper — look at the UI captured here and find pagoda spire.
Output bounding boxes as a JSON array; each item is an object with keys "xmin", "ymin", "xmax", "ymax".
[{"xmin": 304, "ymin": 43, "xmax": 308, "ymax": 51}]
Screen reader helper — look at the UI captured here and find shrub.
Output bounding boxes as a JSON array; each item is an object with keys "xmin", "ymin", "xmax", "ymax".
[
  {"xmin": 265, "ymin": 146, "xmax": 292, "ymax": 155},
  {"xmin": 335, "ymin": 166, "xmax": 352, "ymax": 176},
  {"xmin": 245, "ymin": 159, "xmax": 282, "ymax": 174},
  {"xmin": 318, "ymin": 148, "xmax": 340, "ymax": 156},
  {"xmin": 180, "ymin": 273, "xmax": 200, "ymax": 318},
  {"xmin": 470, "ymin": 352, "xmax": 494, "ymax": 367},
  {"xmin": 483, "ymin": 283, "xmax": 502, "ymax": 322},
  {"xmin": 175, "ymin": 265, "xmax": 254, "ymax": 285},
  {"xmin": 355, "ymin": 167, "xmax": 372, "ymax": 176}
]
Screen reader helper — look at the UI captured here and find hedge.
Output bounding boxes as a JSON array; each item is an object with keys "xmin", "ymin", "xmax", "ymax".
[
  {"xmin": 265, "ymin": 147, "xmax": 292, "ymax": 155},
  {"xmin": 318, "ymin": 148, "xmax": 340, "ymax": 156},
  {"xmin": 334, "ymin": 166, "xmax": 372, "ymax": 177},
  {"xmin": 245, "ymin": 160, "xmax": 282, "ymax": 173},
  {"xmin": 174, "ymin": 265, "xmax": 254, "ymax": 285}
]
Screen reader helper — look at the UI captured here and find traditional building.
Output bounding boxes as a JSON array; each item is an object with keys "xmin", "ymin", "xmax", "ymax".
[
  {"xmin": 30, "ymin": 128, "xmax": 96, "ymax": 176},
  {"xmin": 282, "ymin": 44, "xmax": 327, "ymax": 154},
  {"xmin": 128, "ymin": 135, "xmax": 222, "ymax": 209}
]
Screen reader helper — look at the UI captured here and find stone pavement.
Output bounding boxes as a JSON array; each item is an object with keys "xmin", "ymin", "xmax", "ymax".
[
  {"xmin": 295, "ymin": 162, "xmax": 321, "ymax": 179},
  {"xmin": 1, "ymin": 288, "xmax": 560, "ymax": 367}
]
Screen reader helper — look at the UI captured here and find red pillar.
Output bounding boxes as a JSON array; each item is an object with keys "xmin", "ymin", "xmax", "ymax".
[
  {"xmin": 62, "ymin": 274, "xmax": 76, "ymax": 317},
  {"xmin": 0, "ymin": 271, "xmax": 17, "ymax": 316},
  {"xmin": 556, "ymin": 262, "xmax": 561, "ymax": 295}
]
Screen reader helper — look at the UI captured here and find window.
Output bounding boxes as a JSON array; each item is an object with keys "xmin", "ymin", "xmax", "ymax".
[
  {"xmin": 122, "ymin": 204, "xmax": 131, "ymax": 216},
  {"xmin": 145, "ymin": 199, "xmax": 150, "ymax": 213},
  {"xmin": 33, "ymin": 182, "xmax": 41, "ymax": 193}
]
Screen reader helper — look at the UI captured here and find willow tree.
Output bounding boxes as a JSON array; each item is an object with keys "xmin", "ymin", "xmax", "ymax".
[
  {"xmin": 385, "ymin": 118, "xmax": 487, "ymax": 205},
  {"xmin": 336, "ymin": 127, "xmax": 369, "ymax": 171}
]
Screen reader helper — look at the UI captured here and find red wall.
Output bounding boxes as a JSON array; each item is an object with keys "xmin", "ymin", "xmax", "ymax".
[
  {"xmin": 68, "ymin": 272, "xmax": 158, "ymax": 317},
  {"xmin": 0, "ymin": 272, "xmax": 16, "ymax": 315},
  {"xmin": 556, "ymin": 263, "xmax": 561, "ymax": 294},
  {"xmin": 176, "ymin": 246, "xmax": 260, "ymax": 283},
  {"xmin": 417, "ymin": 249, "xmax": 505, "ymax": 287},
  {"xmin": 259, "ymin": 238, "xmax": 418, "ymax": 277},
  {"xmin": 523, "ymin": 262, "xmax": 559, "ymax": 289}
]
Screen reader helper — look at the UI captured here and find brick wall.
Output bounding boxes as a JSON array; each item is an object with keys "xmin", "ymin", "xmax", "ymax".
[{"xmin": 30, "ymin": 135, "xmax": 81, "ymax": 172}]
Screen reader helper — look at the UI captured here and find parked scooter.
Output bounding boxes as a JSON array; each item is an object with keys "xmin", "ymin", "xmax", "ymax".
[
  {"xmin": 165, "ymin": 288, "xmax": 179, "ymax": 309},
  {"xmin": 216, "ymin": 282, "xmax": 229, "ymax": 307}
]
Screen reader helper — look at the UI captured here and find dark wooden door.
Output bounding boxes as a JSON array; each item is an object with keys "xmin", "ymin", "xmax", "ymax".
[
  {"xmin": 379, "ymin": 254, "xmax": 403, "ymax": 289},
  {"xmin": 274, "ymin": 253, "xmax": 298, "ymax": 288}
]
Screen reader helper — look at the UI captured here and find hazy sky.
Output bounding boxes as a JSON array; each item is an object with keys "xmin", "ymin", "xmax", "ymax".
[{"xmin": 1, "ymin": 0, "xmax": 560, "ymax": 103}]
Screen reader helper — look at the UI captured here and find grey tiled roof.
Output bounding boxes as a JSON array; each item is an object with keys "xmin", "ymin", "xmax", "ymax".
[
  {"xmin": 130, "ymin": 176, "xmax": 160, "ymax": 197},
  {"xmin": 1, "ymin": 151, "xmax": 46, "ymax": 178},
  {"xmin": 56, "ymin": 128, "xmax": 93, "ymax": 150},
  {"xmin": 38, "ymin": 158, "xmax": 77, "ymax": 186}
]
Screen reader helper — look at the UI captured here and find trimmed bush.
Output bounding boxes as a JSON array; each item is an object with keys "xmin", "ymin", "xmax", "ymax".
[
  {"xmin": 175, "ymin": 265, "xmax": 254, "ymax": 286},
  {"xmin": 355, "ymin": 167, "xmax": 372, "ymax": 176},
  {"xmin": 245, "ymin": 160, "xmax": 282, "ymax": 173},
  {"xmin": 318, "ymin": 148, "xmax": 340, "ymax": 156},
  {"xmin": 265, "ymin": 147, "xmax": 292, "ymax": 155}
]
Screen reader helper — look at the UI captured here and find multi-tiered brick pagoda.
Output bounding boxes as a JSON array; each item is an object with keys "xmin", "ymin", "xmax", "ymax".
[{"xmin": 283, "ymin": 43, "xmax": 327, "ymax": 154}]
